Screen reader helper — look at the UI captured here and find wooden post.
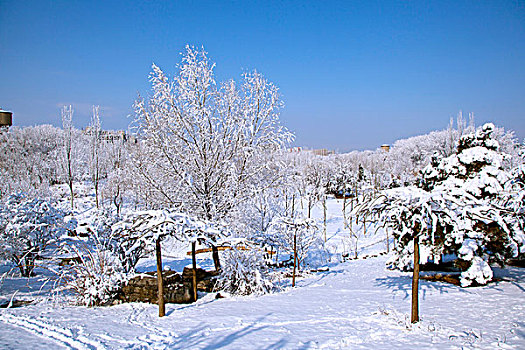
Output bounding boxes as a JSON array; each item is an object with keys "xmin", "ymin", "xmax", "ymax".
[
  {"xmin": 156, "ymin": 238, "xmax": 165, "ymax": 317},
  {"xmin": 292, "ymin": 230, "xmax": 297, "ymax": 287},
  {"xmin": 192, "ymin": 241, "xmax": 198, "ymax": 302},
  {"xmin": 411, "ymin": 235, "xmax": 420, "ymax": 323},
  {"xmin": 211, "ymin": 244, "xmax": 221, "ymax": 271}
]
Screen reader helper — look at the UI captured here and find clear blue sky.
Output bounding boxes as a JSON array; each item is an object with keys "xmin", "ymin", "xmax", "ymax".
[{"xmin": 1, "ymin": 0, "xmax": 524, "ymax": 151}]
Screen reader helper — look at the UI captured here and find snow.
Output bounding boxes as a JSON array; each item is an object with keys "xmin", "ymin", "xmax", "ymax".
[
  {"xmin": 1, "ymin": 197, "xmax": 524, "ymax": 349},
  {"xmin": 460, "ymin": 256, "xmax": 493, "ymax": 287},
  {"xmin": 1, "ymin": 254, "xmax": 524, "ymax": 349}
]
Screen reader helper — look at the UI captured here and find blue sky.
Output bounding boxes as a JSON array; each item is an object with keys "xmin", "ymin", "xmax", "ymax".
[{"xmin": 0, "ymin": 0, "xmax": 523, "ymax": 151}]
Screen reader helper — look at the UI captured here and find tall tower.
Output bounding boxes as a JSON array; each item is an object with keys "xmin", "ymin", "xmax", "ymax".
[{"xmin": 0, "ymin": 109, "xmax": 13, "ymax": 129}]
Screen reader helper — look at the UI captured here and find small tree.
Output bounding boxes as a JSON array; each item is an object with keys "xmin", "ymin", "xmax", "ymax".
[
  {"xmin": 268, "ymin": 216, "xmax": 320, "ymax": 286},
  {"xmin": 355, "ymin": 123, "xmax": 525, "ymax": 322},
  {"xmin": 113, "ymin": 210, "xmax": 223, "ymax": 315},
  {"xmin": 0, "ymin": 194, "xmax": 65, "ymax": 277},
  {"xmin": 113, "ymin": 210, "xmax": 185, "ymax": 317},
  {"xmin": 102, "ymin": 133, "xmax": 130, "ymax": 217},
  {"xmin": 88, "ymin": 106, "xmax": 102, "ymax": 209},
  {"xmin": 355, "ymin": 186, "xmax": 447, "ymax": 323},
  {"xmin": 61, "ymin": 105, "xmax": 76, "ymax": 209}
]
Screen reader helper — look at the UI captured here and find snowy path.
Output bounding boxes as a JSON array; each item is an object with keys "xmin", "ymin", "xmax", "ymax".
[{"xmin": 1, "ymin": 256, "xmax": 524, "ymax": 349}]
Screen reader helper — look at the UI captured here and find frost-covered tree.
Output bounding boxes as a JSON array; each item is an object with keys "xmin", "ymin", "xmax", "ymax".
[
  {"xmin": 358, "ymin": 123, "xmax": 524, "ymax": 287},
  {"xmin": 355, "ymin": 123, "xmax": 524, "ymax": 323},
  {"xmin": 101, "ymin": 137, "xmax": 130, "ymax": 216},
  {"xmin": 298, "ymin": 154, "xmax": 329, "ymax": 218},
  {"xmin": 133, "ymin": 46, "xmax": 292, "ymax": 269},
  {"xmin": 504, "ymin": 150, "xmax": 525, "ymax": 243},
  {"xmin": 60, "ymin": 106, "xmax": 78, "ymax": 209},
  {"xmin": 113, "ymin": 209, "xmax": 225, "ymax": 313},
  {"xmin": 0, "ymin": 125, "xmax": 62, "ymax": 199},
  {"xmin": 0, "ymin": 194, "xmax": 66, "ymax": 277},
  {"xmin": 88, "ymin": 106, "xmax": 102, "ymax": 209},
  {"xmin": 268, "ymin": 216, "xmax": 321, "ymax": 286}
]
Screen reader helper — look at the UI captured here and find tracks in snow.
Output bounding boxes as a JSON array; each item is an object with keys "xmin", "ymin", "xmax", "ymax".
[{"xmin": 0, "ymin": 313, "xmax": 105, "ymax": 350}]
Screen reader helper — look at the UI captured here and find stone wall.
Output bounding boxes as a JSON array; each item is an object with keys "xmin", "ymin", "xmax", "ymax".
[{"xmin": 118, "ymin": 268, "xmax": 218, "ymax": 304}]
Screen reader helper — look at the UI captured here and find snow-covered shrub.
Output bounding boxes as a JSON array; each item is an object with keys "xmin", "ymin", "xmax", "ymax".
[
  {"xmin": 56, "ymin": 243, "xmax": 128, "ymax": 307},
  {"xmin": 54, "ymin": 213, "xmax": 130, "ymax": 306},
  {"xmin": 218, "ymin": 247, "xmax": 274, "ymax": 295},
  {"xmin": 0, "ymin": 194, "xmax": 66, "ymax": 277},
  {"xmin": 460, "ymin": 256, "xmax": 493, "ymax": 287}
]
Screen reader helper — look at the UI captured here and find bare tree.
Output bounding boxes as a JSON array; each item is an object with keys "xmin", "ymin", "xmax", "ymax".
[
  {"xmin": 89, "ymin": 106, "xmax": 102, "ymax": 208},
  {"xmin": 61, "ymin": 105, "xmax": 75, "ymax": 210}
]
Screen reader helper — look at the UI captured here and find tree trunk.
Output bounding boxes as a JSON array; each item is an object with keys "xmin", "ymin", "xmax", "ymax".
[
  {"xmin": 192, "ymin": 241, "xmax": 198, "ymax": 302},
  {"xmin": 212, "ymin": 244, "xmax": 221, "ymax": 271},
  {"xmin": 342, "ymin": 191, "xmax": 347, "ymax": 229},
  {"xmin": 292, "ymin": 231, "xmax": 297, "ymax": 287},
  {"xmin": 411, "ymin": 235, "xmax": 420, "ymax": 323},
  {"xmin": 291, "ymin": 194, "xmax": 295, "ymax": 218},
  {"xmin": 94, "ymin": 182, "xmax": 99, "ymax": 209},
  {"xmin": 68, "ymin": 181, "xmax": 74, "ymax": 210},
  {"xmin": 156, "ymin": 238, "xmax": 165, "ymax": 317},
  {"xmin": 386, "ymin": 227, "xmax": 390, "ymax": 253},
  {"xmin": 354, "ymin": 236, "xmax": 358, "ymax": 259},
  {"xmin": 323, "ymin": 196, "xmax": 327, "ymax": 242}
]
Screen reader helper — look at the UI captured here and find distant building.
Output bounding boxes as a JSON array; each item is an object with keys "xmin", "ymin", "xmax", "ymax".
[
  {"xmin": 83, "ymin": 127, "xmax": 137, "ymax": 143},
  {"xmin": 380, "ymin": 144, "xmax": 390, "ymax": 152},
  {"xmin": 288, "ymin": 147, "xmax": 334, "ymax": 156},
  {"xmin": 312, "ymin": 148, "xmax": 331, "ymax": 156}
]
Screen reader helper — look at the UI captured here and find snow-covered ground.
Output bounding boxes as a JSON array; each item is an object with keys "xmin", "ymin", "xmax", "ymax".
[{"xmin": 1, "ymin": 198, "xmax": 524, "ymax": 349}]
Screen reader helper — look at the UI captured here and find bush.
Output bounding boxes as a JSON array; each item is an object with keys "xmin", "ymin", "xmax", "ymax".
[
  {"xmin": 55, "ymin": 242, "xmax": 129, "ymax": 306},
  {"xmin": 55, "ymin": 216, "xmax": 130, "ymax": 307},
  {"xmin": 217, "ymin": 248, "xmax": 273, "ymax": 296}
]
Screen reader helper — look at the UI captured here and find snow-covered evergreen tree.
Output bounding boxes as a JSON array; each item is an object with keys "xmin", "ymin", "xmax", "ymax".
[{"xmin": 357, "ymin": 123, "xmax": 524, "ymax": 286}]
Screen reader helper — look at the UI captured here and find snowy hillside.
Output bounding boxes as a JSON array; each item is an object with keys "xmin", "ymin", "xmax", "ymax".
[
  {"xmin": 1, "ymin": 197, "xmax": 524, "ymax": 349},
  {"xmin": 1, "ymin": 256, "xmax": 524, "ymax": 349}
]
